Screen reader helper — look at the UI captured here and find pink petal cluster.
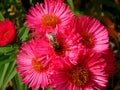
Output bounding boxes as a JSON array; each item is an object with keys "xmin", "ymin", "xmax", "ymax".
[{"xmin": 16, "ymin": 0, "xmax": 115, "ymax": 90}]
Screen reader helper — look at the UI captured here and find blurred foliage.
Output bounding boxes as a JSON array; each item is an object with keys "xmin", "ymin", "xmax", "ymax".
[{"xmin": 0, "ymin": 0, "xmax": 120, "ymax": 90}]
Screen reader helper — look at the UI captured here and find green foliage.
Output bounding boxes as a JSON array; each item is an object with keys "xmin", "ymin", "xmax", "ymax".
[
  {"xmin": 12, "ymin": 74, "xmax": 28, "ymax": 90},
  {"xmin": 17, "ymin": 25, "xmax": 30, "ymax": 43},
  {"xmin": 0, "ymin": 61, "xmax": 17, "ymax": 90},
  {"xmin": 67, "ymin": 0, "xmax": 74, "ymax": 11},
  {"xmin": 0, "ymin": 12, "xmax": 5, "ymax": 21},
  {"xmin": 0, "ymin": 44, "xmax": 18, "ymax": 90}
]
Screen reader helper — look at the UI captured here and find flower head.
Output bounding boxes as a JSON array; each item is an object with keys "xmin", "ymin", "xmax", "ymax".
[
  {"xmin": 26, "ymin": 0, "xmax": 74, "ymax": 36},
  {"xmin": 16, "ymin": 38, "xmax": 53, "ymax": 89},
  {"xmin": 50, "ymin": 50, "xmax": 108, "ymax": 90},
  {"xmin": 75, "ymin": 16, "xmax": 109, "ymax": 52},
  {"xmin": 0, "ymin": 19, "xmax": 15, "ymax": 46}
]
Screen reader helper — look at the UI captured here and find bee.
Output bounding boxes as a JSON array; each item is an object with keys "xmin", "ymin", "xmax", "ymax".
[
  {"xmin": 46, "ymin": 32, "xmax": 59, "ymax": 50},
  {"xmin": 47, "ymin": 32, "xmax": 56, "ymax": 42}
]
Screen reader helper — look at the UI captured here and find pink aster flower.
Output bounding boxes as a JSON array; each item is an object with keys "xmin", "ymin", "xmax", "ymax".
[
  {"xmin": 50, "ymin": 50, "xmax": 109, "ymax": 90},
  {"xmin": 26, "ymin": 0, "xmax": 74, "ymax": 36},
  {"xmin": 75, "ymin": 16, "xmax": 109, "ymax": 52},
  {"xmin": 16, "ymin": 38, "xmax": 54, "ymax": 89},
  {"xmin": 0, "ymin": 19, "xmax": 15, "ymax": 46}
]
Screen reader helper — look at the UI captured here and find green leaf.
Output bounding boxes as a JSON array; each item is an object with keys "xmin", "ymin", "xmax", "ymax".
[
  {"xmin": 3, "ymin": 68, "xmax": 17, "ymax": 88},
  {"xmin": 0, "ymin": 45, "xmax": 15, "ymax": 54},
  {"xmin": 74, "ymin": 9, "xmax": 84, "ymax": 16},
  {"xmin": 0, "ymin": 60, "xmax": 17, "ymax": 89},
  {"xmin": 12, "ymin": 74, "xmax": 28, "ymax": 90},
  {"xmin": 0, "ymin": 44, "xmax": 18, "ymax": 65},
  {"xmin": 46, "ymin": 88, "xmax": 53, "ymax": 90},
  {"xmin": 0, "ymin": 64, "xmax": 5, "ymax": 88},
  {"xmin": 67, "ymin": 0, "xmax": 74, "ymax": 11},
  {"xmin": 0, "ymin": 55, "xmax": 12, "ymax": 64},
  {"xmin": 17, "ymin": 26, "xmax": 30, "ymax": 42},
  {"xmin": 0, "ymin": 53, "xmax": 16, "ymax": 65},
  {"xmin": 0, "ymin": 11, "xmax": 4, "ymax": 21},
  {"xmin": 0, "ymin": 63, "xmax": 9, "ymax": 87},
  {"xmin": 3, "ymin": 61, "xmax": 16, "ymax": 83}
]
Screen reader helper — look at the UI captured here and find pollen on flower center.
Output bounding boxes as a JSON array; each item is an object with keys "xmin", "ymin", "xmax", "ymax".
[
  {"xmin": 67, "ymin": 66, "xmax": 89, "ymax": 86},
  {"xmin": 32, "ymin": 57, "xmax": 46, "ymax": 73},
  {"xmin": 40, "ymin": 14, "xmax": 60, "ymax": 29},
  {"xmin": 81, "ymin": 32, "xmax": 94, "ymax": 48}
]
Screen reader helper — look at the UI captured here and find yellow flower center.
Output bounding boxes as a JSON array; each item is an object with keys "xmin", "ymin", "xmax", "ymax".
[
  {"xmin": 40, "ymin": 14, "xmax": 60, "ymax": 29},
  {"xmin": 67, "ymin": 66, "xmax": 89, "ymax": 86},
  {"xmin": 32, "ymin": 57, "xmax": 47, "ymax": 73},
  {"xmin": 81, "ymin": 32, "xmax": 94, "ymax": 48}
]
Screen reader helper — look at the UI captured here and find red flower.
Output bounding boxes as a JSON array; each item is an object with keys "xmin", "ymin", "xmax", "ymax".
[{"xmin": 0, "ymin": 19, "xmax": 15, "ymax": 46}]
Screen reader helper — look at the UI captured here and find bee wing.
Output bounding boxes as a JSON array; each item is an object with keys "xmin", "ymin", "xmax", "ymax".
[{"xmin": 46, "ymin": 32, "xmax": 56, "ymax": 42}]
